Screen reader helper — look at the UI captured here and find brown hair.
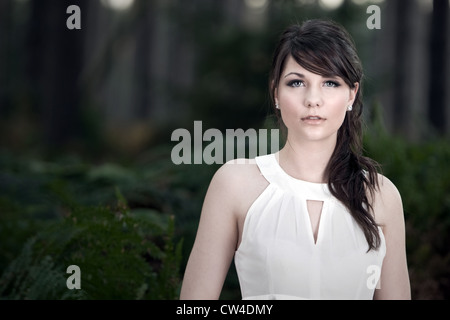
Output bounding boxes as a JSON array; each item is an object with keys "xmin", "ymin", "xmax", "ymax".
[{"xmin": 269, "ymin": 19, "xmax": 381, "ymax": 251}]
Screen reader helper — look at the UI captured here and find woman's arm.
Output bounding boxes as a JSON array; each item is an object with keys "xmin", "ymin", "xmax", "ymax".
[
  {"xmin": 373, "ymin": 174, "xmax": 411, "ymax": 300},
  {"xmin": 179, "ymin": 163, "xmax": 240, "ymax": 300}
]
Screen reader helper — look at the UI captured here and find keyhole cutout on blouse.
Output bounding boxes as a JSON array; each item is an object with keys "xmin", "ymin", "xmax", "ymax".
[{"xmin": 306, "ymin": 200, "xmax": 324, "ymax": 244}]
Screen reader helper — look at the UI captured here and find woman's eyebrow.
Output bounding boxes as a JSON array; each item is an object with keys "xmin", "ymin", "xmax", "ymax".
[
  {"xmin": 284, "ymin": 72, "xmax": 305, "ymax": 78},
  {"xmin": 284, "ymin": 72, "xmax": 341, "ymax": 80}
]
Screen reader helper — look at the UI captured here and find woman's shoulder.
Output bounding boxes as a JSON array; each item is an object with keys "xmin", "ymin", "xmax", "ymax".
[
  {"xmin": 372, "ymin": 173, "xmax": 404, "ymax": 226},
  {"xmin": 211, "ymin": 158, "xmax": 266, "ymax": 190},
  {"xmin": 375, "ymin": 173, "xmax": 402, "ymax": 203},
  {"xmin": 208, "ymin": 158, "xmax": 269, "ymax": 211}
]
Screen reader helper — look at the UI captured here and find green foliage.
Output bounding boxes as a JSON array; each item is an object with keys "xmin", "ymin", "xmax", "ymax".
[
  {"xmin": 0, "ymin": 239, "xmax": 87, "ymax": 300},
  {"xmin": 2, "ymin": 118, "xmax": 449, "ymax": 300},
  {"xmin": 364, "ymin": 109, "xmax": 450, "ymax": 299},
  {"xmin": 0, "ymin": 194, "xmax": 182, "ymax": 300},
  {"xmin": 0, "ymin": 152, "xmax": 183, "ymax": 300}
]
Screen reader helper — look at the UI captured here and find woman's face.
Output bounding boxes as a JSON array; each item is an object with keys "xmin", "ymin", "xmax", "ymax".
[{"xmin": 275, "ymin": 55, "xmax": 359, "ymax": 145}]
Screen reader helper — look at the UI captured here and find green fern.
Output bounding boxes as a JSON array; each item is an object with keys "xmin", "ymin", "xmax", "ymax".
[{"xmin": 0, "ymin": 189, "xmax": 183, "ymax": 300}]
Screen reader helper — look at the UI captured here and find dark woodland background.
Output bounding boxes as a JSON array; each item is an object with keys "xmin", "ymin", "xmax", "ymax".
[{"xmin": 0, "ymin": 0, "xmax": 449, "ymax": 300}]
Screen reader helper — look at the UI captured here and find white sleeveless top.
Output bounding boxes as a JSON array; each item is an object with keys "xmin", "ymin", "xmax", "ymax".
[{"xmin": 234, "ymin": 153, "xmax": 386, "ymax": 300}]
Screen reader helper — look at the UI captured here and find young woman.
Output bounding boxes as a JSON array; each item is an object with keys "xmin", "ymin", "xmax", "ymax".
[{"xmin": 180, "ymin": 19, "xmax": 411, "ymax": 300}]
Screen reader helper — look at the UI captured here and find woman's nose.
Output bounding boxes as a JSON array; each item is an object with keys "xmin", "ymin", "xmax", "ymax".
[{"xmin": 304, "ymin": 88, "xmax": 323, "ymax": 108}]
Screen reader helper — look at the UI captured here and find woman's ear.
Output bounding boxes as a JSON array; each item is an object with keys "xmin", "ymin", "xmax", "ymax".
[
  {"xmin": 274, "ymin": 86, "xmax": 279, "ymax": 106},
  {"xmin": 348, "ymin": 82, "xmax": 359, "ymax": 105}
]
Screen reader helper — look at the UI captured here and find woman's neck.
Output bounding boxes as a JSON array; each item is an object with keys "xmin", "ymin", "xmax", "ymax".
[{"xmin": 278, "ymin": 136, "xmax": 336, "ymax": 183}]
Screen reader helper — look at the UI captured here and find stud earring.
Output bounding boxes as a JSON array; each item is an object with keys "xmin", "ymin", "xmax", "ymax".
[
  {"xmin": 275, "ymin": 103, "xmax": 280, "ymax": 110},
  {"xmin": 347, "ymin": 105, "xmax": 353, "ymax": 111}
]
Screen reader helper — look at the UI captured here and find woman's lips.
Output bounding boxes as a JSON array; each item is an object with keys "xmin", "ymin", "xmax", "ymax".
[{"xmin": 301, "ymin": 116, "xmax": 325, "ymax": 124}]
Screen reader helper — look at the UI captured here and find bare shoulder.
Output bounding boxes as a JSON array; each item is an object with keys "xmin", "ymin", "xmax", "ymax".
[
  {"xmin": 214, "ymin": 157, "xmax": 266, "ymax": 183},
  {"xmin": 208, "ymin": 158, "xmax": 269, "ymax": 214},
  {"xmin": 180, "ymin": 159, "xmax": 266, "ymax": 299},
  {"xmin": 376, "ymin": 173, "xmax": 402, "ymax": 199},
  {"xmin": 372, "ymin": 173, "xmax": 404, "ymax": 226},
  {"xmin": 213, "ymin": 158, "xmax": 259, "ymax": 179}
]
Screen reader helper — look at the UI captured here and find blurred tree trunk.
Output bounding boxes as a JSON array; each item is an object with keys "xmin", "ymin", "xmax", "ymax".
[
  {"xmin": 392, "ymin": 0, "xmax": 413, "ymax": 137},
  {"xmin": 28, "ymin": 0, "xmax": 87, "ymax": 150},
  {"xmin": 0, "ymin": 0, "xmax": 12, "ymax": 116},
  {"xmin": 428, "ymin": 0, "xmax": 449, "ymax": 135},
  {"xmin": 134, "ymin": 0, "xmax": 153, "ymax": 119}
]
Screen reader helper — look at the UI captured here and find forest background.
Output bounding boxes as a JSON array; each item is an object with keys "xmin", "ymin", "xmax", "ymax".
[{"xmin": 0, "ymin": 0, "xmax": 449, "ymax": 300}]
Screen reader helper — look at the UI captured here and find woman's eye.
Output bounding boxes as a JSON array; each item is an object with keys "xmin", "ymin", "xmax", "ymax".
[
  {"xmin": 288, "ymin": 80, "xmax": 304, "ymax": 87},
  {"xmin": 324, "ymin": 81, "xmax": 340, "ymax": 88}
]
